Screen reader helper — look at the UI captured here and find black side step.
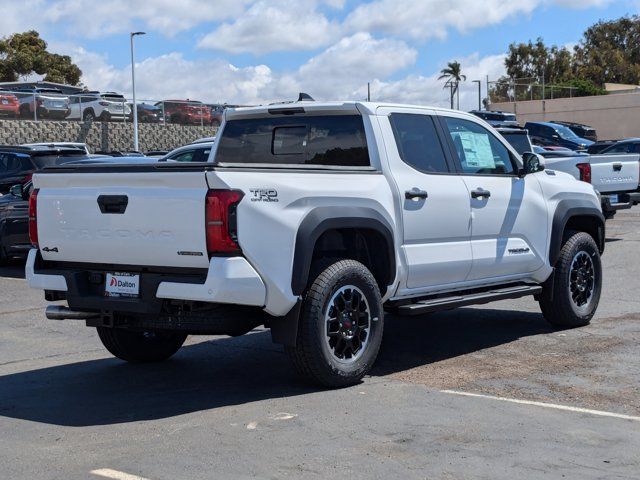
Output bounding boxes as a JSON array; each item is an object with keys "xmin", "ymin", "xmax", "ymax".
[{"xmin": 396, "ymin": 284, "xmax": 543, "ymax": 316}]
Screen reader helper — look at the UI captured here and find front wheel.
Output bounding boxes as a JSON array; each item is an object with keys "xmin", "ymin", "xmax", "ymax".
[
  {"xmin": 539, "ymin": 231, "xmax": 602, "ymax": 328},
  {"xmin": 97, "ymin": 327, "xmax": 187, "ymax": 363},
  {"xmin": 286, "ymin": 260, "xmax": 384, "ymax": 388}
]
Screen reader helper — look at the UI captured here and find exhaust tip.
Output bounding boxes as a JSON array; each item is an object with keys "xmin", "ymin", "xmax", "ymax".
[{"xmin": 46, "ymin": 305, "xmax": 100, "ymax": 321}]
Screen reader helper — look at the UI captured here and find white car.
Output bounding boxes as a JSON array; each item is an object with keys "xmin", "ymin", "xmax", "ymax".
[
  {"xmin": 26, "ymin": 101, "xmax": 605, "ymax": 387},
  {"xmin": 67, "ymin": 92, "xmax": 131, "ymax": 121}
]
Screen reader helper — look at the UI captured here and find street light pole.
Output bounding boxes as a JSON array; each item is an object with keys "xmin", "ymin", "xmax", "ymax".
[
  {"xmin": 472, "ymin": 80, "xmax": 481, "ymax": 110},
  {"xmin": 130, "ymin": 31, "xmax": 146, "ymax": 152}
]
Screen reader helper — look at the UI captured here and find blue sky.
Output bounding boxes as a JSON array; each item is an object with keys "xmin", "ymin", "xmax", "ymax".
[{"xmin": 2, "ymin": 0, "xmax": 637, "ymax": 109}]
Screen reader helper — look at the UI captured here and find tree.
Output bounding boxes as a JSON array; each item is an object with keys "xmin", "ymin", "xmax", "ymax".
[
  {"xmin": 0, "ymin": 31, "xmax": 82, "ymax": 85},
  {"xmin": 505, "ymin": 38, "xmax": 573, "ymax": 86},
  {"xmin": 573, "ymin": 16, "xmax": 640, "ymax": 86},
  {"xmin": 438, "ymin": 61, "xmax": 466, "ymax": 109}
]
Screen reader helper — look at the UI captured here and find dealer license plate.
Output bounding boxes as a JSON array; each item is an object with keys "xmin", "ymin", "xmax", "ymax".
[{"xmin": 105, "ymin": 272, "xmax": 140, "ymax": 298}]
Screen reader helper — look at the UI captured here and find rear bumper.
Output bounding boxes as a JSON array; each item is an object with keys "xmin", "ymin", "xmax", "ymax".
[
  {"xmin": 26, "ymin": 250, "xmax": 266, "ymax": 312},
  {"xmin": 600, "ymin": 193, "xmax": 633, "ymax": 215}
]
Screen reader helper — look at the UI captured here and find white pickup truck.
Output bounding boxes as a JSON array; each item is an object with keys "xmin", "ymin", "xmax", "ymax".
[
  {"xmin": 27, "ymin": 102, "xmax": 605, "ymax": 387},
  {"xmin": 497, "ymin": 128, "xmax": 640, "ymax": 219}
]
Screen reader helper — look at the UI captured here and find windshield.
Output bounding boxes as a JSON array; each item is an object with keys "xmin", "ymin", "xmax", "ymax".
[
  {"xmin": 501, "ymin": 133, "xmax": 532, "ymax": 155},
  {"xmin": 554, "ymin": 124, "xmax": 580, "ymax": 140}
]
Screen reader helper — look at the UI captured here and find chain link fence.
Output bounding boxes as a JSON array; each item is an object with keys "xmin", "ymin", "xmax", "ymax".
[
  {"xmin": 0, "ymin": 88, "xmax": 228, "ymax": 127},
  {"xmin": 488, "ymin": 81, "xmax": 578, "ymax": 104}
]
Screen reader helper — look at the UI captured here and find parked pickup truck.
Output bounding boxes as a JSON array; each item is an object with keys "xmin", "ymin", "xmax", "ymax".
[
  {"xmin": 497, "ymin": 127, "xmax": 639, "ymax": 219},
  {"xmin": 27, "ymin": 102, "xmax": 605, "ymax": 387},
  {"xmin": 544, "ymin": 153, "xmax": 639, "ymax": 219}
]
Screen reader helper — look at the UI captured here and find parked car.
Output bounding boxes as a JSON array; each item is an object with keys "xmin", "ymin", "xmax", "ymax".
[
  {"xmin": 470, "ymin": 110, "xmax": 519, "ymax": 127},
  {"xmin": 588, "ymin": 140, "xmax": 619, "ymax": 154},
  {"xmin": 22, "ymin": 142, "xmax": 90, "ymax": 154},
  {"xmin": 598, "ymin": 138, "xmax": 640, "ymax": 155},
  {"xmin": 0, "ymin": 180, "xmax": 32, "ymax": 265},
  {"xmin": 67, "ymin": 91, "xmax": 131, "ymax": 121},
  {"xmin": 533, "ymin": 145, "xmax": 589, "ymax": 159},
  {"xmin": 15, "ymin": 87, "xmax": 70, "ymax": 119},
  {"xmin": 158, "ymin": 141, "xmax": 214, "ymax": 162},
  {"xmin": 157, "ymin": 100, "xmax": 212, "ymax": 125},
  {"xmin": 0, "ymin": 145, "xmax": 91, "ymax": 194},
  {"xmin": 551, "ymin": 121, "xmax": 597, "ymax": 142},
  {"xmin": 28, "ymin": 101, "xmax": 605, "ymax": 387},
  {"xmin": 130, "ymin": 102, "xmax": 163, "ymax": 123},
  {"xmin": 525, "ymin": 121, "xmax": 594, "ymax": 151},
  {"xmin": 0, "ymin": 90, "xmax": 21, "ymax": 118}
]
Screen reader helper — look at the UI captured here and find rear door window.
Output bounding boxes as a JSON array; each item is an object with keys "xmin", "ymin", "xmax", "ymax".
[
  {"xmin": 389, "ymin": 113, "xmax": 450, "ymax": 173},
  {"xmin": 216, "ymin": 115, "xmax": 370, "ymax": 167}
]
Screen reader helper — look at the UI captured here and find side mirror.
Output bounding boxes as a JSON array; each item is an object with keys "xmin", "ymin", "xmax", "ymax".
[
  {"xmin": 9, "ymin": 184, "xmax": 23, "ymax": 198},
  {"xmin": 520, "ymin": 152, "xmax": 545, "ymax": 177}
]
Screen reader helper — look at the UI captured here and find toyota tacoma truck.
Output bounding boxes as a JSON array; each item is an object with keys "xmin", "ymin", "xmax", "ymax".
[{"xmin": 26, "ymin": 101, "xmax": 605, "ymax": 387}]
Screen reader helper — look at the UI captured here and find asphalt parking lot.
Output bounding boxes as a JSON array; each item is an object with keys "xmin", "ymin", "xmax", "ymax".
[{"xmin": 1, "ymin": 212, "xmax": 639, "ymax": 480}]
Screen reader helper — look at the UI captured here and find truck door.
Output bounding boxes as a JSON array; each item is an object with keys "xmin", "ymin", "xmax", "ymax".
[
  {"xmin": 438, "ymin": 114, "xmax": 547, "ymax": 281},
  {"xmin": 377, "ymin": 108, "xmax": 472, "ymax": 291}
]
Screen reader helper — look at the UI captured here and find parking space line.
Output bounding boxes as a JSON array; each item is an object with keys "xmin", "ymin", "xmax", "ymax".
[
  {"xmin": 441, "ymin": 390, "xmax": 640, "ymax": 422},
  {"xmin": 90, "ymin": 468, "xmax": 151, "ymax": 480}
]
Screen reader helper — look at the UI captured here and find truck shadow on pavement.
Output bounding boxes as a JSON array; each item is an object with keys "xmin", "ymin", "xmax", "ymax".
[
  {"xmin": 0, "ymin": 262, "xmax": 26, "ymax": 279},
  {"xmin": 0, "ymin": 308, "xmax": 549, "ymax": 427}
]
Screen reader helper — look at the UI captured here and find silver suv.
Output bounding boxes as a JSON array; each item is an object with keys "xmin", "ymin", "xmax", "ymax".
[{"xmin": 67, "ymin": 92, "xmax": 131, "ymax": 121}]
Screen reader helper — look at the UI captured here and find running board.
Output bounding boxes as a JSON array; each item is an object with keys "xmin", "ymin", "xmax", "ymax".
[{"xmin": 395, "ymin": 285, "xmax": 543, "ymax": 316}]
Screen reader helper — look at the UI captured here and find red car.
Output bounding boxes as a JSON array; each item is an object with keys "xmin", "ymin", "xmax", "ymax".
[
  {"xmin": 156, "ymin": 100, "xmax": 212, "ymax": 125},
  {"xmin": 0, "ymin": 91, "xmax": 20, "ymax": 118}
]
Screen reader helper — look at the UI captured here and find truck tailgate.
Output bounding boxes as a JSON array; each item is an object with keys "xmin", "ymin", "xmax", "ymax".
[
  {"xmin": 589, "ymin": 154, "xmax": 639, "ymax": 194},
  {"xmin": 33, "ymin": 171, "xmax": 211, "ymax": 268}
]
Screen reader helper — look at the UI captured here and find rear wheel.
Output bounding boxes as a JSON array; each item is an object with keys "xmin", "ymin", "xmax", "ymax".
[
  {"xmin": 97, "ymin": 327, "xmax": 187, "ymax": 363},
  {"xmin": 286, "ymin": 260, "xmax": 384, "ymax": 388},
  {"xmin": 82, "ymin": 109, "xmax": 95, "ymax": 121},
  {"xmin": 539, "ymin": 231, "xmax": 602, "ymax": 328},
  {"xmin": 0, "ymin": 246, "xmax": 8, "ymax": 266}
]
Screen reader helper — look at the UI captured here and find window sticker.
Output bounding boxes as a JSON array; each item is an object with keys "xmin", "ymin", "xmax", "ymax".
[{"xmin": 452, "ymin": 131, "xmax": 496, "ymax": 169}]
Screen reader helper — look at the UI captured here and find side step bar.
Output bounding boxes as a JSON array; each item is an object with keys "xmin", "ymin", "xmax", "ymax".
[{"xmin": 396, "ymin": 284, "xmax": 543, "ymax": 316}]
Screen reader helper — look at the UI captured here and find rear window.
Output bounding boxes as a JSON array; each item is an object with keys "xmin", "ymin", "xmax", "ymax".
[
  {"xmin": 31, "ymin": 153, "xmax": 90, "ymax": 168},
  {"xmin": 500, "ymin": 132, "xmax": 532, "ymax": 155},
  {"xmin": 216, "ymin": 115, "xmax": 370, "ymax": 167}
]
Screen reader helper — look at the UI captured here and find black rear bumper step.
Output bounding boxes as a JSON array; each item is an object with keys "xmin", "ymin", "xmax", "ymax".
[{"xmin": 396, "ymin": 284, "xmax": 543, "ymax": 316}]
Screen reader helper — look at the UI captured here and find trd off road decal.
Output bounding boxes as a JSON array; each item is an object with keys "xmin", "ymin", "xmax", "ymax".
[{"xmin": 250, "ymin": 189, "xmax": 279, "ymax": 202}]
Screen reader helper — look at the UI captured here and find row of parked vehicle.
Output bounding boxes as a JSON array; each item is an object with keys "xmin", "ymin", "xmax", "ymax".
[{"xmin": 0, "ymin": 87, "xmax": 231, "ymax": 126}]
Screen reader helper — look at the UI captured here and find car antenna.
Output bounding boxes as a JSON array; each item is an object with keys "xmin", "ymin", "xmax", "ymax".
[{"xmin": 297, "ymin": 92, "xmax": 315, "ymax": 102}]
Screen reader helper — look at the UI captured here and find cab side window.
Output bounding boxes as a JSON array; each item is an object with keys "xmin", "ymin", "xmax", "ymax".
[
  {"xmin": 170, "ymin": 150, "xmax": 196, "ymax": 162},
  {"xmin": 443, "ymin": 117, "xmax": 516, "ymax": 175}
]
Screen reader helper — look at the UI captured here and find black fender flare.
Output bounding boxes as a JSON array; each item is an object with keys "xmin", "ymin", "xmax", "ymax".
[
  {"xmin": 290, "ymin": 206, "xmax": 396, "ymax": 295},
  {"xmin": 549, "ymin": 199, "xmax": 605, "ymax": 266}
]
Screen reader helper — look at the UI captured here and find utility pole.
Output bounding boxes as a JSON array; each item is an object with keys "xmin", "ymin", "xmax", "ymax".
[{"xmin": 130, "ymin": 31, "xmax": 146, "ymax": 152}]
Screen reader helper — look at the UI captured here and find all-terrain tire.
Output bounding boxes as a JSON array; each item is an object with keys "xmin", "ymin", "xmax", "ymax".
[
  {"xmin": 539, "ymin": 231, "xmax": 602, "ymax": 328},
  {"xmin": 286, "ymin": 259, "xmax": 384, "ymax": 388},
  {"xmin": 96, "ymin": 327, "xmax": 187, "ymax": 363}
]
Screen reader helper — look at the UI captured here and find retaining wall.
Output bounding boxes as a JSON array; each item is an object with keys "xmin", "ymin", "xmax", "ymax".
[{"xmin": 0, "ymin": 119, "xmax": 217, "ymax": 153}]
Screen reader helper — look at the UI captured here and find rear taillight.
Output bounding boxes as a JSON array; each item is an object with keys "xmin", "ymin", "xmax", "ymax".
[
  {"xmin": 99, "ymin": 101, "xmax": 110, "ymax": 106},
  {"xmin": 576, "ymin": 163, "xmax": 592, "ymax": 184},
  {"xmin": 28, "ymin": 188, "xmax": 39, "ymax": 247},
  {"xmin": 205, "ymin": 189, "xmax": 244, "ymax": 255}
]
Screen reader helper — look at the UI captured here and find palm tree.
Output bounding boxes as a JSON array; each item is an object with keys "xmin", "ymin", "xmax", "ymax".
[{"xmin": 438, "ymin": 61, "xmax": 466, "ymax": 110}]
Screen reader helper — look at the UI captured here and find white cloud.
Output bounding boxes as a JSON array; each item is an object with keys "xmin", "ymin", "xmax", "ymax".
[
  {"xmin": 198, "ymin": 0, "xmax": 342, "ymax": 54},
  {"xmin": 43, "ymin": 0, "xmax": 249, "ymax": 38},
  {"xmin": 344, "ymin": 0, "xmax": 617, "ymax": 41}
]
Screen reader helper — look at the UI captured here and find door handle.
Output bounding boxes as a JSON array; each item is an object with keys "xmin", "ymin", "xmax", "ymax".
[
  {"xmin": 405, "ymin": 189, "xmax": 429, "ymax": 200},
  {"xmin": 471, "ymin": 189, "xmax": 491, "ymax": 199},
  {"xmin": 613, "ymin": 163, "xmax": 622, "ymax": 172}
]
